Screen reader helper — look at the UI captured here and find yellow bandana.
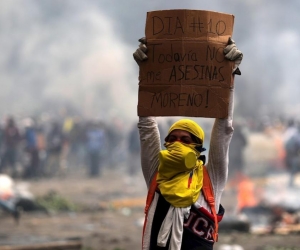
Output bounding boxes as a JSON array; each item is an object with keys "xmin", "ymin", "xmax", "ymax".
[{"xmin": 157, "ymin": 141, "xmax": 204, "ymax": 208}]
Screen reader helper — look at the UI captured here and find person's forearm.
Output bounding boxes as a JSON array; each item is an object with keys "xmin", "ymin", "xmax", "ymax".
[
  {"xmin": 206, "ymin": 88, "xmax": 234, "ymax": 207},
  {"xmin": 138, "ymin": 117, "xmax": 161, "ymax": 188}
]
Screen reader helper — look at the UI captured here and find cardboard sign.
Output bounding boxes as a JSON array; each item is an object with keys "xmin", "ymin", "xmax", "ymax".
[{"xmin": 138, "ymin": 9, "xmax": 235, "ymax": 118}]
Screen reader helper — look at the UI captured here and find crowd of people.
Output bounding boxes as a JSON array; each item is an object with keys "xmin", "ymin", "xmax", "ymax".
[
  {"xmin": 0, "ymin": 112, "xmax": 299, "ymax": 187},
  {"xmin": 0, "ymin": 114, "xmax": 130, "ymax": 179}
]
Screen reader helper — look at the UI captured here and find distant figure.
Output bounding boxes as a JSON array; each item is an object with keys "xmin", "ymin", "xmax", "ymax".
[
  {"xmin": 45, "ymin": 121, "xmax": 64, "ymax": 177},
  {"xmin": 127, "ymin": 124, "xmax": 140, "ymax": 176},
  {"xmin": 23, "ymin": 118, "xmax": 40, "ymax": 179},
  {"xmin": 283, "ymin": 119, "xmax": 298, "ymax": 144},
  {"xmin": 284, "ymin": 128, "xmax": 300, "ymax": 187},
  {"xmin": 0, "ymin": 125, "xmax": 4, "ymax": 158},
  {"xmin": 36, "ymin": 124, "xmax": 47, "ymax": 176},
  {"xmin": 228, "ymin": 123, "xmax": 248, "ymax": 180},
  {"xmin": 68, "ymin": 119, "xmax": 86, "ymax": 169},
  {"xmin": 85, "ymin": 121, "xmax": 105, "ymax": 177},
  {"xmin": 0, "ymin": 117, "xmax": 21, "ymax": 177},
  {"xmin": 104, "ymin": 119, "xmax": 123, "ymax": 168}
]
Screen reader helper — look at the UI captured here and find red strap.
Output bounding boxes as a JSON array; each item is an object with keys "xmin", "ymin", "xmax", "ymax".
[
  {"xmin": 202, "ymin": 166, "xmax": 219, "ymax": 242},
  {"xmin": 142, "ymin": 172, "xmax": 158, "ymax": 244},
  {"xmin": 144, "ymin": 172, "xmax": 158, "ymax": 215}
]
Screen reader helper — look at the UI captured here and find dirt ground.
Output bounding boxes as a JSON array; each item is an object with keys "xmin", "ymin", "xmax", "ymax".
[
  {"xmin": 1, "ymin": 168, "xmax": 300, "ymax": 250},
  {"xmin": 0, "ymin": 168, "xmax": 148, "ymax": 250},
  {"xmin": 1, "ymin": 129, "xmax": 300, "ymax": 250}
]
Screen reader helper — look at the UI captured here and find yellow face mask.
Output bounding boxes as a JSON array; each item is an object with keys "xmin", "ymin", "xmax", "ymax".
[{"xmin": 157, "ymin": 141, "xmax": 204, "ymax": 208}]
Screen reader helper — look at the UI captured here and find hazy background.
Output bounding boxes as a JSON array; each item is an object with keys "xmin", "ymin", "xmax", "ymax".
[
  {"xmin": 0, "ymin": 0, "xmax": 299, "ymax": 126},
  {"xmin": 1, "ymin": 3, "xmax": 300, "ymax": 248}
]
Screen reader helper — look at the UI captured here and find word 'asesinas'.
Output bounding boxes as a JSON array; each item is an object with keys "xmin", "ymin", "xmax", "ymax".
[{"xmin": 145, "ymin": 65, "xmax": 225, "ymax": 83}]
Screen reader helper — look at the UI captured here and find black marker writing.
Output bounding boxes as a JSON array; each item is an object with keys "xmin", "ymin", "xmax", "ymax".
[
  {"xmin": 168, "ymin": 65, "xmax": 225, "ymax": 82},
  {"xmin": 151, "ymin": 92, "xmax": 203, "ymax": 108}
]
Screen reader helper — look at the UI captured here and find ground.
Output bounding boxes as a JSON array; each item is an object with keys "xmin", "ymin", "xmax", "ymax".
[
  {"xmin": 1, "ymin": 169, "xmax": 300, "ymax": 250},
  {"xmin": 1, "ymin": 131, "xmax": 300, "ymax": 250}
]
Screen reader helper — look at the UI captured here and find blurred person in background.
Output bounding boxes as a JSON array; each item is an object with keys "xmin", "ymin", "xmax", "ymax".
[
  {"xmin": 283, "ymin": 119, "xmax": 298, "ymax": 144},
  {"xmin": 35, "ymin": 123, "xmax": 47, "ymax": 177},
  {"xmin": 0, "ymin": 124, "xmax": 4, "ymax": 162},
  {"xmin": 22, "ymin": 118, "xmax": 40, "ymax": 179},
  {"xmin": 127, "ymin": 123, "xmax": 141, "ymax": 176},
  {"xmin": 45, "ymin": 121, "xmax": 64, "ymax": 177},
  {"xmin": 283, "ymin": 120, "xmax": 300, "ymax": 187},
  {"xmin": 104, "ymin": 118, "xmax": 125, "ymax": 169},
  {"xmin": 67, "ymin": 118, "xmax": 87, "ymax": 171},
  {"xmin": 228, "ymin": 122, "xmax": 248, "ymax": 181},
  {"xmin": 0, "ymin": 116, "xmax": 21, "ymax": 177},
  {"xmin": 85, "ymin": 120, "xmax": 105, "ymax": 177},
  {"xmin": 133, "ymin": 37, "xmax": 243, "ymax": 250}
]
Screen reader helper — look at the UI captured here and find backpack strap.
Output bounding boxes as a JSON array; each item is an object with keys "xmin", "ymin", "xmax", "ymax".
[
  {"xmin": 202, "ymin": 166, "xmax": 219, "ymax": 242},
  {"xmin": 142, "ymin": 172, "xmax": 158, "ymax": 244}
]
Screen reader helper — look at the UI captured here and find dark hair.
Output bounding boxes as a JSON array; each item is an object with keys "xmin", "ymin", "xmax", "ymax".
[{"xmin": 190, "ymin": 133, "xmax": 202, "ymax": 144}]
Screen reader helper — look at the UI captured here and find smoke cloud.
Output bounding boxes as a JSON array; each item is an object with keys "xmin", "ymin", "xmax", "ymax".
[{"xmin": 0, "ymin": 0, "xmax": 299, "ymax": 123}]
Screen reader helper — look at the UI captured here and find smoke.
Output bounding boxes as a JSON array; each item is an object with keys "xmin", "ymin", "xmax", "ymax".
[
  {"xmin": 232, "ymin": 1, "xmax": 300, "ymax": 120},
  {"xmin": 0, "ymin": 0, "xmax": 137, "ymax": 121},
  {"xmin": 1, "ymin": 0, "xmax": 300, "ymax": 123}
]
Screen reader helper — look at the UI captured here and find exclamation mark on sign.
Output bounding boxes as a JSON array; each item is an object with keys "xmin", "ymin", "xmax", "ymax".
[{"xmin": 205, "ymin": 90, "xmax": 209, "ymax": 108}]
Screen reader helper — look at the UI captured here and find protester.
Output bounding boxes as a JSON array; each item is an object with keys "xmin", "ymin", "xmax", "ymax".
[
  {"xmin": 228, "ymin": 122, "xmax": 248, "ymax": 180},
  {"xmin": 22, "ymin": 118, "xmax": 40, "ymax": 179},
  {"xmin": 127, "ymin": 123, "xmax": 141, "ymax": 176},
  {"xmin": 35, "ymin": 123, "xmax": 47, "ymax": 176},
  {"xmin": 67, "ymin": 118, "xmax": 86, "ymax": 170},
  {"xmin": 0, "ymin": 124, "xmax": 4, "ymax": 159},
  {"xmin": 0, "ymin": 116, "xmax": 21, "ymax": 177},
  {"xmin": 45, "ymin": 121, "xmax": 64, "ymax": 177},
  {"xmin": 133, "ymin": 37, "xmax": 243, "ymax": 249},
  {"xmin": 283, "ymin": 121, "xmax": 300, "ymax": 187},
  {"xmin": 85, "ymin": 120, "xmax": 105, "ymax": 177},
  {"xmin": 283, "ymin": 119, "xmax": 298, "ymax": 144},
  {"xmin": 104, "ymin": 118, "xmax": 124, "ymax": 168}
]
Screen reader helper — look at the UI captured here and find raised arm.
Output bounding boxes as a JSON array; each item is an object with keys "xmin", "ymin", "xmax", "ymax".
[
  {"xmin": 138, "ymin": 117, "xmax": 161, "ymax": 188},
  {"xmin": 134, "ymin": 38, "xmax": 161, "ymax": 188},
  {"xmin": 206, "ymin": 38, "xmax": 243, "ymax": 208},
  {"xmin": 206, "ymin": 88, "xmax": 235, "ymax": 208}
]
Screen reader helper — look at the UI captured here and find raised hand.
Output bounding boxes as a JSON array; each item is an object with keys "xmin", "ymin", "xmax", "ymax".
[
  {"xmin": 133, "ymin": 37, "xmax": 148, "ymax": 65},
  {"xmin": 224, "ymin": 37, "xmax": 243, "ymax": 75}
]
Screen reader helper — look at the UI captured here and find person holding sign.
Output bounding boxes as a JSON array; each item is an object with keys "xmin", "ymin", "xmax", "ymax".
[{"xmin": 133, "ymin": 35, "xmax": 242, "ymax": 249}]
